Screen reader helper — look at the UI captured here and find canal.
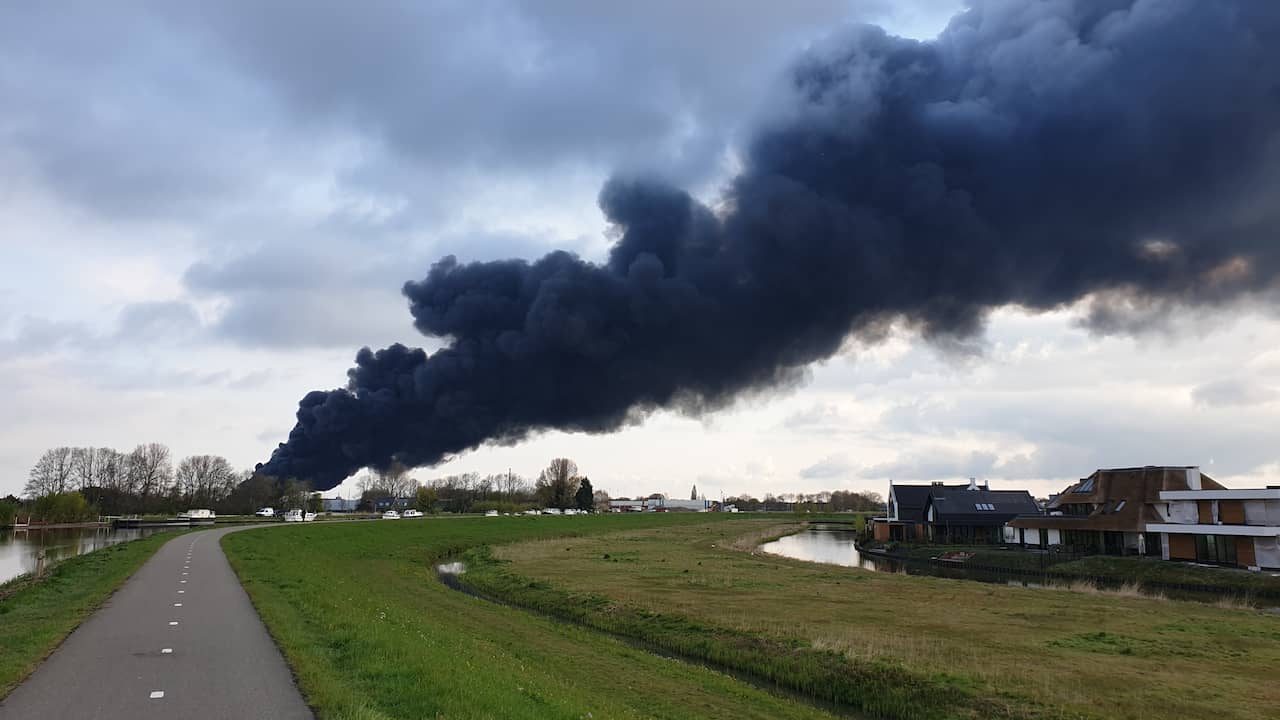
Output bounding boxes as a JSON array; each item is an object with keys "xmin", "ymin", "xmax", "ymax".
[
  {"xmin": 1, "ymin": 526, "xmax": 177, "ymax": 585},
  {"xmin": 758, "ymin": 523, "xmax": 901, "ymax": 572},
  {"xmin": 759, "ymin": 523, "xmax": 1073, "ymax": 589},
  {"xmin": 759, "ymin": 523, "xmax": 1280, "ymax": 606}
]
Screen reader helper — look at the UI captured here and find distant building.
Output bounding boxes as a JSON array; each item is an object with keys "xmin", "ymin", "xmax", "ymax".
[
  {"xmin": 608, "ymin": 497, "xmax": 712, "ymax": 512},
  {"xmin": 323, "ymin": 498, "xmax": 359, "ymax": 512},
  {"xmin": 372, "ymin": 496, "xmax": 414, "ymax": 511}
]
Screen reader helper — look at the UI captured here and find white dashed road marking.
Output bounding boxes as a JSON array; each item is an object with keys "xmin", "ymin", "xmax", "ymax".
[{"xmin": 174, "ymin": 603, "xmax": 183, "ymax": 607}]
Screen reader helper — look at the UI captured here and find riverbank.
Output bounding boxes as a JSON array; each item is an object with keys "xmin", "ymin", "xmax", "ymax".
[
  {"xmin": 221, "ymin": 513, "xmax": 835, "ymax": 720},
  {"xmin": 0, "ymin": 531, "xmax": 186, "ymax": 697},
  {"xmin": 483, "ymin": 520, "xmax": 1280, "ymax": 720},
  {"xmin": 861, "ymin": 541, "xmax": 1280, "ymax": 599}
]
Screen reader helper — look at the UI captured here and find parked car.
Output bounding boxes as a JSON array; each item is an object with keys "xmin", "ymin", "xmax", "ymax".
[
  {"xmin": 381, "ymin": 510, "xmax": 401, "ymax": 520},
  {"xmin": 303, "ymin": 512, "xmax": 317, "ymax": 522},
  {"xmin": 255, "ymin": 507, "xmax": 275, "ymax": 517},
  {"xmin": 282, "ymin": 508, "xmax": 304, "ymax": 522},
  {"xmin": 402, "ymin": 509, "xmax": 423, "ymax": 518},
  {"xmin": 484, "ymin": 510, "xmax": 499, "ymax": 517}
]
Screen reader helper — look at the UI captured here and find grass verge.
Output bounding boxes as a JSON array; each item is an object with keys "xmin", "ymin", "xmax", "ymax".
[
  {"xmin": 867, "ymin": 542, "xmax": 1280, "ymax": 597},
  {"xmin": 0, "ymin": 531, "xmax": 184, "ymax": 697},
  {"xmin": 461, "ymin": 544, "xmax": 1005, "ymax": 719},
  {"xmin": 491, "ymin": 520, "xmax": 1280, "ymax": 720},
  {"xmin": 221, "ymin": 514, "xmax": 841, "ymax": 720}
]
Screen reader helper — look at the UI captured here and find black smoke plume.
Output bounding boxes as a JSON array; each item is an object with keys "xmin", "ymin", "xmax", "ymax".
[{"xmin": 260, "ymin": 1, "xmax": 1280, "ymax": 490}]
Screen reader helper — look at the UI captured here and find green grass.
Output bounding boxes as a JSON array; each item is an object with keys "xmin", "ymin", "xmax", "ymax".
[
  {"xmin": 490, "ymin": 520, "xmax": 1280, "ymax": 720},
  {"xmin": 462, "ymin": 544, "xmax": 1002, "ymax": 720},
  {"xmin": 869, "ymin": 542, "xmax": 1280, "ymax": 595},
  {"xmin": 1050, "ymin": 555, "xmax": 1280, "ymax": 594},
  {"xmin": 220, "ymin": 514, "xmax": 839, "ymax": 720},
  {"xmin": 0, "ymin": 531, "xmax": 185, "ymax": 697}
]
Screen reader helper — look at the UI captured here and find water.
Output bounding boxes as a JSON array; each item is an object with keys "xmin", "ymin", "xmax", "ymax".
[
  {"xmin": 758, "ymin": 525, "xmax": 1274, "ymax": 605},
  {"xmin": 0, "ymin": 526, "xmax": 176, "ymax": 585},
  {"xmin": 759, "ymin": 524, "xmax": 902, "ymax": 572}
]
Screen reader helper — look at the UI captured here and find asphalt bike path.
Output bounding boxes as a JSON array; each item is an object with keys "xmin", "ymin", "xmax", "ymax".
[{"xmin": 0, "ymin": 525, "xmax": 312, "ymax": 719}]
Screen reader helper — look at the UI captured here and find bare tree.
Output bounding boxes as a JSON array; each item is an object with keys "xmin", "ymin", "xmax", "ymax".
[
  {"xmin": 128, "ymin": 443, "xmax": 173, "ymax": 503},
  {"xmin": 372, "ymin": 462, "xmax": 418, "ymax": 498},
  {"xmin": 175, "ymin": 455, "xmax": 236, "ymax": 507},
  {"xmin": 24, "ymin": 447, "xmax": 75, "ymax": 498},
  {"xmin": 70, "ymin": 447, "xmax": 101, "ymax": 490},
  {"xmin": 98, "ymin": 449, "xmax": 130, "ymax": 493},
  {"xmin": 535, "ymin": 458, "xmax": 580, "ymax": 509}
]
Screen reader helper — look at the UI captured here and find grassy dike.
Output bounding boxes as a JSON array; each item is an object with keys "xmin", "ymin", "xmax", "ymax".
[
  {"xmin": 485, "ymin": 522, "xmax": 1280, "ymax": 720},
  {"xmin": 0, "ymin": 531, "xmax": 185, "ymax": 697},
  {"xmin": 219, "ymin": 515, "xmax": 840, "ymax": 720}
]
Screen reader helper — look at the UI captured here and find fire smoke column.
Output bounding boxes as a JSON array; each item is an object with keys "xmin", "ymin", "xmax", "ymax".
[{"xmin": 260, "ymin": 1, "xmax": 1280, "ymax": 491}]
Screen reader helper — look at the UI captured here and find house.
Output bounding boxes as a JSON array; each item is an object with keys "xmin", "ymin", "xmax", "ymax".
[
  {"xmin": 872, "ymin": 479, "xmax": 1039, "ymax": 543},
  {"xmin": 1147, "ymin": 486, "xmax": 1280, "ymax": 569},
  {"xmin": 1008, "ymin": 466, "xmax": 1223, "ymax": 555},
  {"xmin": 923, "ymin": 482, "xmax": 1040, "ymax": 544},
  {"xmin": 874, "ymin": 481, "xmax": 978, "ymax": 540}
]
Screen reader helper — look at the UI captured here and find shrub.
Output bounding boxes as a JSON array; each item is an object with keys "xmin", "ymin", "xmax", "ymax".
[
  {"xmin": 30, "ymin": 492, "xmax": 97, "ymax": 523},
  {"xmin": 0, "ymin": 499, "xmax": 18, "ymax": 527}
]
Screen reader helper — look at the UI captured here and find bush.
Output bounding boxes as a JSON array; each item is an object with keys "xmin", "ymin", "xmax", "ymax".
[{"xmin": 30, "ymin": 492, "xmax": 97, "ymax": 524}]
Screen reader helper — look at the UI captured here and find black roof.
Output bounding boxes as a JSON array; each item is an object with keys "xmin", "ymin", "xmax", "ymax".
[
  {"xmin": 925, "ymin": 487, "xmax": 1040, "ymax": 524},
  {"xmin": 892, "ymin": 482, "xmax": 974, "ymax": 522}
]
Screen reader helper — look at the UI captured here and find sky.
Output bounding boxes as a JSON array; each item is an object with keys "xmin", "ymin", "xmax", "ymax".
[{"xmin": 3, "ymin": 0, "xmax": 1279, "ymax": 502}]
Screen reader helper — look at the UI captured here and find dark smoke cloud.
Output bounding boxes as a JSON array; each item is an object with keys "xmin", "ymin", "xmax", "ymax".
[{"xmin": 260, "ymin": 1, "xmax": 1280, "ymax": 490}]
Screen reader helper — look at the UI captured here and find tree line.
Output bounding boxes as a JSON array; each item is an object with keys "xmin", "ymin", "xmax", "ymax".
[
  {"xmin": 725, "ymin": 490, "xmax": 884, "ymax": 513},
  {"xmin": 355, "ymin": 458, "xmax": 600, "ymax": 514},
  {"xmin": 19, "ymin": 444, "xmax": 252, "ymax": 517}
]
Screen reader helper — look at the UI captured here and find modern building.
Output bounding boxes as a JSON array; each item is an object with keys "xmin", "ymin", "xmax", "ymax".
[
  {"xmin": 1147, "ymin": 486, "xmax": 1280, "ymax": 569},
  {"xmin": 924, "ymin": 483, "xmax": 1040, "ymax": 544},
  {"xmin": 873, "ymin": 479, "xmax": 1039, "ymax": 543},
  {"xmin": 1008, "ymin": 466, "xmax": 1221, "ymax": 555}
]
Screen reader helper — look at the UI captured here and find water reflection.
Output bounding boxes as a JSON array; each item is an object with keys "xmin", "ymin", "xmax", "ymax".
[
  {"xmin": 1, "ymin": 526, "xmax": 175, "ymax": 585},
  {"xmin": 760, "ymin": 524, "xmax": 900, "ymax": 572}
]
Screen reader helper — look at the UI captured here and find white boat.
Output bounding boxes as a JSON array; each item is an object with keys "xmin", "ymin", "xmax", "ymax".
[
  {"xmin": 402, "ymin": 509, "xmax": 423, "ymax": 518},
  {"xmin": 282, "ymin": 509, "xmax": 304, "ymax": 523},
  {"xmin": 382, "ymin": 510, "xmax": 401, "ymax": 520}
]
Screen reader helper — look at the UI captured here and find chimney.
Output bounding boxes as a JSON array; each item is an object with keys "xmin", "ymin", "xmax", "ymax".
[
  {"xmin": 967, "ymin": 477, "xmax": 979, "ymax": 491},
  {"xmin": 1186, "ymin": 467, "xmax": 1202, "ymax": 490}
]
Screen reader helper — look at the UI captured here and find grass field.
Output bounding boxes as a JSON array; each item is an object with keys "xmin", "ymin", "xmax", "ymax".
[
  {"xmin": 0, "ymin": 531, "xmax": 184, "ymax": 697},
  {"xmin": 220, "ymin": 514, "xmax": 840, "ymax": 720},
  {"xmin": 479, "ymin": 519, "xmax": 1280, "ymax": 720},
  {"xmin": 868, "ymin": 541, "xmax": 1280, "ymax": 596}
]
